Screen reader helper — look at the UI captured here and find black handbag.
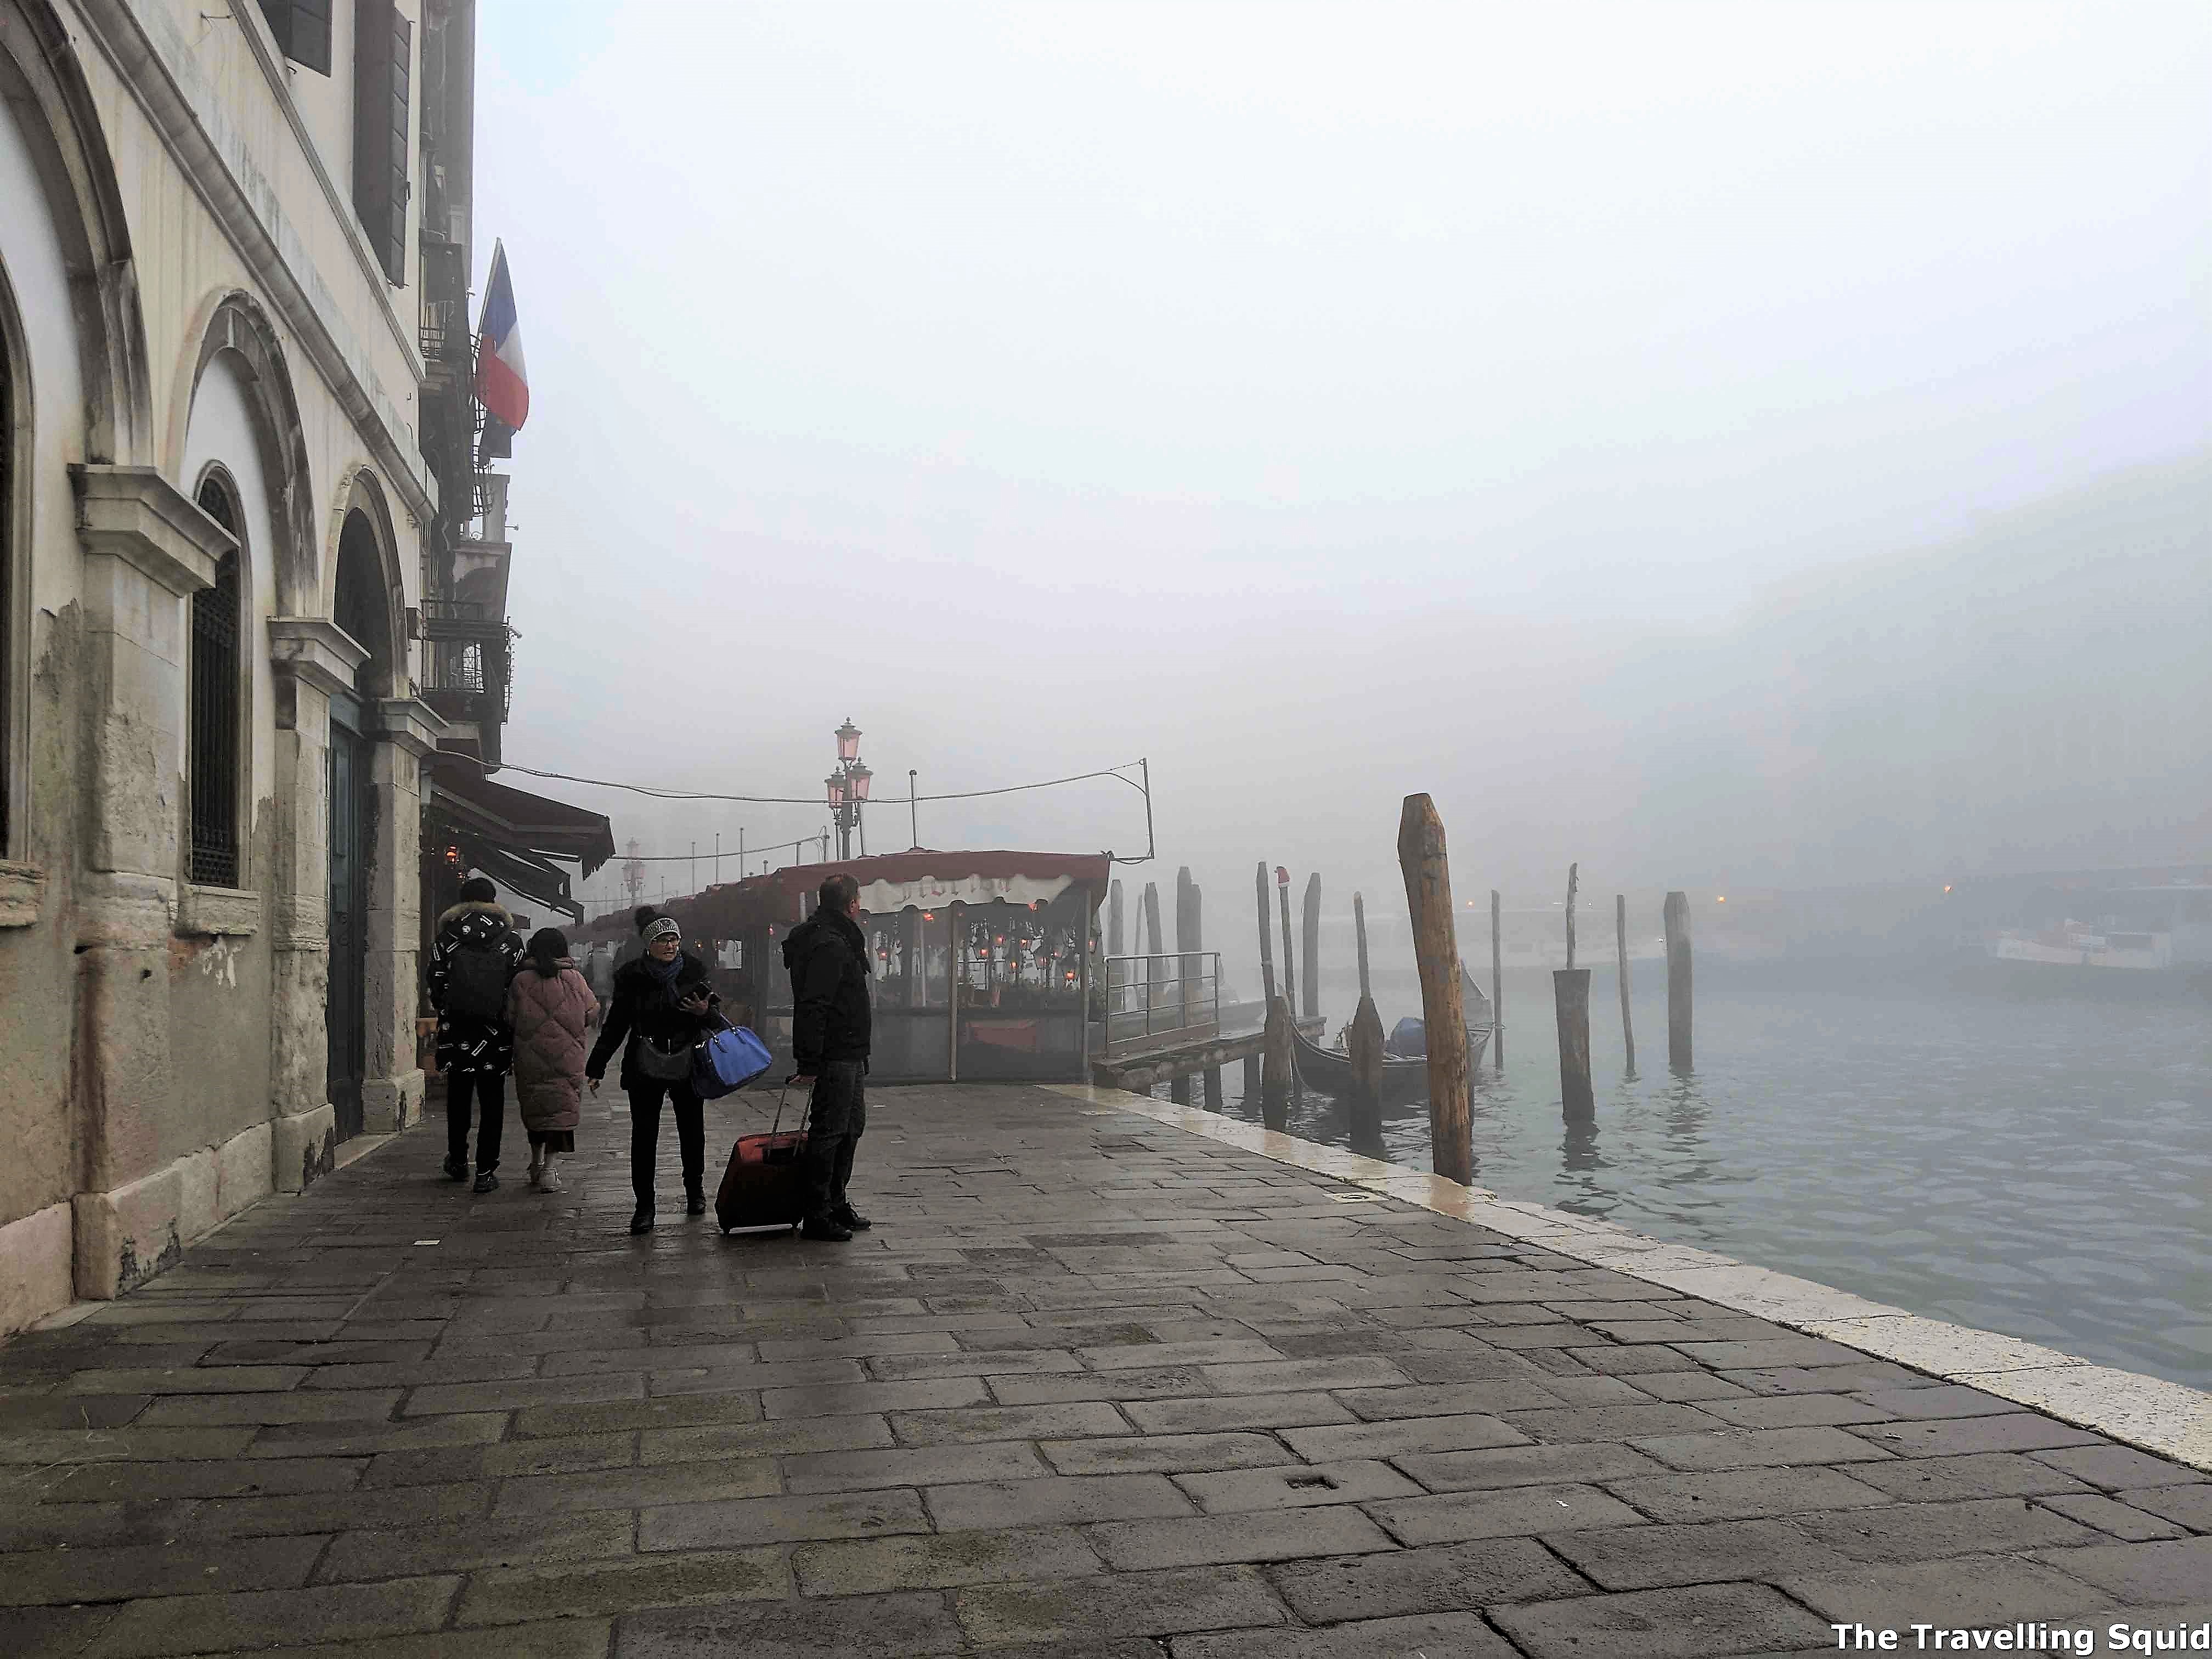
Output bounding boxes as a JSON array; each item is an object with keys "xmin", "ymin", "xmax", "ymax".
[{"xmin": 630, "ymin": 1035, "xmax": 692, "ymax": 1082}]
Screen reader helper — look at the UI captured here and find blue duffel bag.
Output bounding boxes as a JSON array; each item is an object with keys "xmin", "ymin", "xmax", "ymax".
[{"xmin": 691, "ymin": 1025, "xmax": 774, "ymax": 1100}]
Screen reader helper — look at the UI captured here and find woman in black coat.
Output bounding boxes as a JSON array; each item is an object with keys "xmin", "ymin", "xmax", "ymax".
[{"xmin": 586, "ymin": 915, "xmax": 721, "ymax": 1233}]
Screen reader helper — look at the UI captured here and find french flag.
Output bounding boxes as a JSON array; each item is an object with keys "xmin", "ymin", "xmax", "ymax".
[{"xmin": 475, "ymin": 240, "xmax": 529, "ymax": 431}]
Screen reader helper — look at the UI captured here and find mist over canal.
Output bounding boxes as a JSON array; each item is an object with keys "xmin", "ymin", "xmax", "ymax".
[
  {"xmin": 468, "ymin": 6, "xmax": 2212, "ymax": 1402},
  {"xmin": 1217, "ymin": 967, "xmax": 2212, "ymax": 1390}
]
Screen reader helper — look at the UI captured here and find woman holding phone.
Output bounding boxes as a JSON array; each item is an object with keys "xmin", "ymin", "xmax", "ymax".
[{"xmin": 586, "ymin": 916, "xmax": 721, "ymax": 1233}]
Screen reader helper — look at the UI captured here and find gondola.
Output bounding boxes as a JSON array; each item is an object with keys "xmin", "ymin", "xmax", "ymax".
[{"xmin": 1289, "ymin": 969, "xmax": 1495, "ymax": 1100}]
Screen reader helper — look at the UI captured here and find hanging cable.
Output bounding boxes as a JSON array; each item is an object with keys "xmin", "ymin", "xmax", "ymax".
[{"xmin": 435, "ymin": 749, "xmax": 1147, "ymax": 808}]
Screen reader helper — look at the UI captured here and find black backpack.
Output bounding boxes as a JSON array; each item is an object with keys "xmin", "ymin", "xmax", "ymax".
[{"xmin": 444, "ymin": 940, "xmax": 510, "ymax": 1022}]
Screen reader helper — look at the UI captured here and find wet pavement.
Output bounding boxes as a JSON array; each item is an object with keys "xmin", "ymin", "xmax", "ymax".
[{"xmin": 2, "ymin": 1082, "xmax": 2207, "ymax": 1657}]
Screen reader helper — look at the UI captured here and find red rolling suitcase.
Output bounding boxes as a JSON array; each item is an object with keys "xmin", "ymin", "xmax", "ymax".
[{"xmin": 714, "ymin": 1087, "xmax": 809, "ymax": 1234}]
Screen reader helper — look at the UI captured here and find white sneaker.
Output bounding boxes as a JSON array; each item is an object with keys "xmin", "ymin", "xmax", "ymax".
[{"xmin": 538, "ymin": 1164, "xmax": 563, "ymax": 1193}]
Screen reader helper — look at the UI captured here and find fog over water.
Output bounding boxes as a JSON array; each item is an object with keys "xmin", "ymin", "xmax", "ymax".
[{"xmin": 473, "ymin": 1, "xmax": 2210, "ymax": 956}]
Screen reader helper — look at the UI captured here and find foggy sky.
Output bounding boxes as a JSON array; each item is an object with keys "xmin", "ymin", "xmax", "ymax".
[{"xmin": 471, "ymin": 2, "xmax": 2212, "ymax": 933}]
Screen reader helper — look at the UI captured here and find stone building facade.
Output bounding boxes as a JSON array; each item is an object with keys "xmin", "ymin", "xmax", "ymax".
[{"xmin": 0, "ymin": 0, "xmax": 483, "ymax": 1331}]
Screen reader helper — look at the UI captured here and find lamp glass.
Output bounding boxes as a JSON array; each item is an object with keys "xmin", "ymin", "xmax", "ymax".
[
  {"xmin": 850, "ymin": 765, "xmax": 872, "ymax": 802},
  {"xmin": 835, "ymin": 720, "xmax": 861, "ymax": 763}
]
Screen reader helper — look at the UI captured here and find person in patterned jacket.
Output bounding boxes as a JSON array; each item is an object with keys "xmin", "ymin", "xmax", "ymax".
[{"xmin": 427, "ymin": 877, "xmax": 526, "ymax": 1191}]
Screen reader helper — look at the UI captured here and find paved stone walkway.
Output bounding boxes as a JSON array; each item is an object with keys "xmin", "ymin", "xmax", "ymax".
[{"xmin": 2, "ymin": 1083, "xmax": 2208, "ymax": 1658}]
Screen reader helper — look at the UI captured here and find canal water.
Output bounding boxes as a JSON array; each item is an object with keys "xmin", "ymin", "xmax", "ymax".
[{"xmin": 1220, "ymin": 968, "xmax": 2212, "ymax": 1389}]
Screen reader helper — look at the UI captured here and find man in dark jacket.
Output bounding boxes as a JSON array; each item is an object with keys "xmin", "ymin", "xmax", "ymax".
[
  {"xmin": 426, "ymin": 877, "xmax": 525, "ymax": 1191},
  {"xmin": 784, "ymin": 873, "xmax": 873, "ymax": 1242}
]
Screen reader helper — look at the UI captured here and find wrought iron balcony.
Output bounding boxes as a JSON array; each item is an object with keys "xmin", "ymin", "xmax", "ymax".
[{"xmin": 420, "ymin": 597, "xmax": 512, "ymax": 644}]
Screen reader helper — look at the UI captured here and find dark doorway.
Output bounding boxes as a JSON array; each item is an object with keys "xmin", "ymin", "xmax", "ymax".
[
  {"xmin": 326, "ymin": 689, "xmax": 368, "ymax": 1139},
  {"xmin": 328, "ymin": 509, "xmax": 388, "ymax": 1143}
]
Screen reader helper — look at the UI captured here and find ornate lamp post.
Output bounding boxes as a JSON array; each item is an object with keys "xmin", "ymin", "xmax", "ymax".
[{"xmin": 827, "ymin": 719, "xmax": 871, "ymax": 859}]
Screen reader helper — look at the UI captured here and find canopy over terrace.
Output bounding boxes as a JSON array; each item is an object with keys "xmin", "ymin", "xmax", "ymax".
[
  {"xmin": 599, "ymin": 851, "xmax": 1113, "ymax": 1083},
  {"xmin": 423, "ymin": 761, "xmax": 617, "ymax": 924}
]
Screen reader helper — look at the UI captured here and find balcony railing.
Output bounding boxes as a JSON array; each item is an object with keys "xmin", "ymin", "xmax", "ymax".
[
  {"xmin": 420, "ymin": 623, "xmax": 513, "ymax": 727},
  {"xmin": 420, "ymin": 598, "xmax": 512, "ymax": 642}
]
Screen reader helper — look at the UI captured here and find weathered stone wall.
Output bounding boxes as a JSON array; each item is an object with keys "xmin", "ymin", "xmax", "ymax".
[
  {"xmin": 0, "ymin": 0, "xmax": 439, "ymax": 1329},
  {"xmin": 0, "ymin": 38, "xmax": 103, "ymax": 1321}
]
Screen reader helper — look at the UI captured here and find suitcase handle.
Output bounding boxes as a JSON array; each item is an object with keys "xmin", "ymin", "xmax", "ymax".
[{"xmin": 769, "ymin": 1083, "xmax": 800, "ymax": 1138}]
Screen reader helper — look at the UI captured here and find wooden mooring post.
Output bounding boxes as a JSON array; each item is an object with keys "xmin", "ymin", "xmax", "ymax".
[
  {"xmin": 1108, "ymin": 880, "xmax": 1125, "ymax": 959},
  {"xmin": 1177, "ymin": 867, "xmax": 1218, "ymax": 1109},
  {"xmin": 1176, "ymin": 866, "xmax": 1201, "ymax": 1036},
  {"xmin": 1397, "ymin": 794, "xmax": 1472, "ymax": 1186},
  {"xmin": 1275, "ymin": 868, "xmax": 1297, "ymax": 1022},
  {"xmin": 1347, "ymin": 994, "xmax": 1385, "ymax": 1149},
  {"xmin": 1490, "ymin": 888, "xmax": 1504, "ymax": 1072},
  {"xmin": 1141, "ymin": 881, "xmax": 1163, "ymax": 1028},
  {"xmin": 1616, "ymin": 891, "xmax": 1636, "ymax": 1075},
  {"xmin": 1301, "ymin": 874, "xmax": 1321, "ymax": 1022},
  {"xmin": 1664, "ymin": 890, "xmax": 1693, "ymax": 1073},
  {"xmin": 1555, "ymin": 864, "xmax": 1594, "ymax": 1119},
  {"xmin": 1241, "ymin": 1051, "xmax": 1260, "ymax": 1103},
  {"xmin": 1260, "ymin": 995, "xmax": 1294, "ymax": 1130},
  {"xmin": 1348, "ymin": 891, "xmax": 1383, "ymax": 1146},
  {"xmin": 1254, "ymin": 862, "xmax": 1277, "ymax": 1008}
]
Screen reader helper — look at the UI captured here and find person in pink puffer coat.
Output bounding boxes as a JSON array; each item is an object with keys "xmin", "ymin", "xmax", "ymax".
[{"xmin": 506, "ymin": 927, "xmax": 600, "ymax": 1192}]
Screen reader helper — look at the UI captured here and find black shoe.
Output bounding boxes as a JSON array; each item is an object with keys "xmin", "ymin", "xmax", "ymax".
[
  {"xmin": 442, "ymin": 1156, "xmax": 469, "ymax": 1181},
  {"xmin": 629, "ymin": 1205, "xmax": 656, "ymax": 1235},
  {"xmin": 472, "ymin": 1171, "xmax": 499, "ymax": 1194},
  {"xmin": 685, "ymin": 1190, "xmax": 708, "ymax": 1216},
  {"xmin": 834, "ymin": 1204, "xmax": 873, "ymax": 1231},
  {"xmin": 800, "ymin": 1216, "xmax": 853, "ymax": 1243}
]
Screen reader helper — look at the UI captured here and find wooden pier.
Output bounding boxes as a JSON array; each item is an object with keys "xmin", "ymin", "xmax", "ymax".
[{"xmin": 1090, "ymin": 1012, "xmax": 1326, "ymax": 1101}]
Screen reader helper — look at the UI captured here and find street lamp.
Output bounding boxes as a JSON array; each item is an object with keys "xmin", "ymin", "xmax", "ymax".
[
  {"xmin": 828, "ymin": 722, "xmax": 870, "ymax": 859},
  {"xmin": 849, "ymin": 764, "xmax": 872, "ymax": 856}
]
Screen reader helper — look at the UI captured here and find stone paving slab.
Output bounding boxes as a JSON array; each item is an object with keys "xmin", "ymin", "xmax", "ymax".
[
  {"xmin": 1068, "ymin": 1086, "xmax": 2212, "ymax": 1472},
  {"xmin": 1, "ymin": 1081, "xmax": 2207, "ymax": 1656}
]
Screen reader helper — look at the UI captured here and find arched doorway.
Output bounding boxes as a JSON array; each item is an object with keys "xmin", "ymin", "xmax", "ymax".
[{"xmin": 328, "ymin": 507, "xmax": 391, "ymax": 1139}]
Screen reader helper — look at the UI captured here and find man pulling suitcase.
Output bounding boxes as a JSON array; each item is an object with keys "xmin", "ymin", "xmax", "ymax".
[{"xmin": 783, "ymin": 873, "xmax": 874, "ymax": 1243}]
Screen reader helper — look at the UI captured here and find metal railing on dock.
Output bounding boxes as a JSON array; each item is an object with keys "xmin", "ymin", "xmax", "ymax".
[{"xmin": 1102, "ymin": 952, "xmax": 1221, "ymax": 1057}]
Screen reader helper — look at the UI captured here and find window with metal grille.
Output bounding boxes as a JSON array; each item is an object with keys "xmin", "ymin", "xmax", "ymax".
[
  {"xmin": 255, "ymin": 0, "xmax": 333, "ymax": 76},
  {"xmin": 352, "ymin": 0, "xmax": 413, "ymax": 285},
  {"xmin": 189, "ymin": 478, "xmax": 242, "ymax": 888}
]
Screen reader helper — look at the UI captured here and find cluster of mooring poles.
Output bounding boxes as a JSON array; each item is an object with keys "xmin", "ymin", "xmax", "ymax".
[
  {"xmin": 1108, "ymin": 812, "xmax": 1697, "ymax": 1184},
  {"xmin": 1237, "ymin": 795, "xmax": 1698, "ymax": 1187},
  {"xmin": 1544, "ymin": 868, "xmax": 1697, "ymax": 1126},
  {"xmin": 1398, "ymin": 793, "xmax": 1696, "ymax": 1181}
]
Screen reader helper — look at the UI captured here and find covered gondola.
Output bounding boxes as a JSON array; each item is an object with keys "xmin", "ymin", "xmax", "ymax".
[{"xmin": 1290, "ymin": 968, "xmax": 1495, "ymax": 1099}]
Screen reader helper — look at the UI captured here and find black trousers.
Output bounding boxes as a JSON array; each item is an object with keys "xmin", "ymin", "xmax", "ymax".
[
  {"xmin": 802, "ymin": 1060, "xmax": 867, "ymax": 1218},
  {"xmin": 446, "ymin": 1071, "xmax": 505, "ymax": 1173},
  {"xmin": 628, "ymin": 1079, "xmax": 705, "ymax": 1206}
]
